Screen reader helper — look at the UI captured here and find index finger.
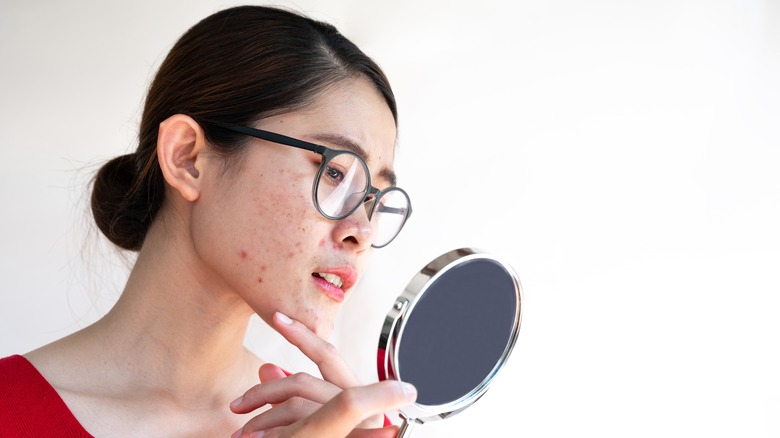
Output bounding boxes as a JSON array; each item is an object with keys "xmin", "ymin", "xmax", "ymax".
[
  {"xmin": 281, "ymin": 380, "xmax": 417, "ymax": 438},
  {"xmin": 272, "ymin": 311, "xmax": 358, "ymax": 388}
]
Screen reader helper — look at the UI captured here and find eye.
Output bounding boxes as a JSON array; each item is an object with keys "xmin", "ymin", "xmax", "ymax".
[{"xmin": 324, "ymin": 164, "xmax": 345, "ymax": 184}]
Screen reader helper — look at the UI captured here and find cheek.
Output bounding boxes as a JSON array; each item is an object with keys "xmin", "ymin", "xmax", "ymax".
[
  {"xmin": 265, "ymin": 187, "xmax": 314, "ymax": 252},
  {"xmin": 192, "ymin": 167, "xmax": 340, "ymax": 332},
  {"xmin": 192, "ymin": 174, "xmax": 311, "ymax": 277}
]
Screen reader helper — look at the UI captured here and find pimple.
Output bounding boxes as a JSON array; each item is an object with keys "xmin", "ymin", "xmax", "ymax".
[
  {"xmin": 259, "ymin": 265, "xmax": 268, "ymax": 272},
  {"xmin": 239, "ymin": 250, "xmax": 249, "ymax": 260},
  {"xmin": 332, "ymin": 242, "xmax": 344, "ymax": 250},
  {"xmin": 319, "ymin": 239, "xmax": 326, "ymax": 247},
  {"xmin": 287, "ymin": 251, "xmax": 295, "ymax": 258},
  {"xmin": 257, "ymin": 277, "xmax": 263, "ymax": 283}
]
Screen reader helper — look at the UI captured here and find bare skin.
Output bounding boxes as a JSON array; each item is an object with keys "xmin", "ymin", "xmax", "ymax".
[{"xmin": 24, "ymin": 77, "xmax": 416, "ymax": 437}]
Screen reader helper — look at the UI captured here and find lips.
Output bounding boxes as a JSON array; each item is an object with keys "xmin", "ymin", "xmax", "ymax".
[
  {"xmin": 311, "ymin": 265, "xmax": 358, "ymax": 303},
  {"xmin": 315, "ymin": 272, "xmax": 344, "ymax": 288}
]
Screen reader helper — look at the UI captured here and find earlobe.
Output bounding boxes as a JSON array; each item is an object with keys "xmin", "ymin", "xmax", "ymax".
[{"xmin": 157, "ymin": 114, "xmax": 207, "ymax": 202}]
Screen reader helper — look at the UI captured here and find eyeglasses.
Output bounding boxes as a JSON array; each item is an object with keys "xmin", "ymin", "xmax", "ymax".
[{"xmin": 212, "ymin": 124, "xmax": 412, "ymax": 248}]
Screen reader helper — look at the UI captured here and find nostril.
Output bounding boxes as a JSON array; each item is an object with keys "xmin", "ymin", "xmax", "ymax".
[{"xmin": 342, "ymin": 236, "xmax": 359, "ymax": 245}]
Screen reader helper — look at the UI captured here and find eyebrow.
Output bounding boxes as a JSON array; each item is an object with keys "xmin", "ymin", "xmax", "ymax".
[{"xmin": 309, "ymin": 133, "xmax": 398, "ymax": 186}]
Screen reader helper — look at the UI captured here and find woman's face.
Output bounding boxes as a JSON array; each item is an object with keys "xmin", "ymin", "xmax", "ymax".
[{"xmin": 191, "ymin": 77, "xmax": 397, "ymax": 338}]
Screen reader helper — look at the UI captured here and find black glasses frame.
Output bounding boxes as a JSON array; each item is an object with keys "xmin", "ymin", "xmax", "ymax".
[{"xmin": 212, "ymin": 124, "xmax": 412, "ymax": 248}]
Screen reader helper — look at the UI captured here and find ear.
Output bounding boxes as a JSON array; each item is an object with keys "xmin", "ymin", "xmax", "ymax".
[{"xmin": 157, "ymin": 114, "xmax": 207, "ymax": 202}]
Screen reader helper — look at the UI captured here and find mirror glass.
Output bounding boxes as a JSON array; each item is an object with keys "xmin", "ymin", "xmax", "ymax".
[{"xmin": 377, "ymin": 248, "xmax": 522, "ymax": 436}]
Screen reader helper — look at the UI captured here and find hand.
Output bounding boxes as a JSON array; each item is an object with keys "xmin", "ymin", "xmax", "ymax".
[{"xmin": 230, "ymin": 312, "xmax": 417, "ymax": 437}]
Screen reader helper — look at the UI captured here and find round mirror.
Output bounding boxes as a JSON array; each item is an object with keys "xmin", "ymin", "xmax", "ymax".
[{"xmin": 377, "ymin": 248, "xmax": 523, "ymax": 436}]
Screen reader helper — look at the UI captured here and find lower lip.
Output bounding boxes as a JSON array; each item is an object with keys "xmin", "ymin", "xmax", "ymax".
[{"xmin": 313, "ymin": 276, "xmax": 345, "ymax": 303}]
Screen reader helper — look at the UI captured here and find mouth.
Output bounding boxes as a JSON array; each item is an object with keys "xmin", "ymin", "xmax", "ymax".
[
  {"xmin": 314, "ymin": 272, "xmax": 344, "ymax": 288},
  {"xmin": 311, "ymin": 265, "xmax": 358, "ymax": 303}
]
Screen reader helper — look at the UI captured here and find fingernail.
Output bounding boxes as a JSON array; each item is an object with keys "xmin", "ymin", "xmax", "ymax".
[
  {"xmin": 276, "ymin": 311, "xmax": 293, "ymax": 325},
  {"xmin": 230, "ymin": 395, "xmax": 243, "ymax": 408},
  {"xmin": 249, "ymin": 432, "xmax": 265, "ymax": 438},
  {"xmin": 399, "ymin": 382, "xmax": 417, "ymax": 401},
  {"xmin": 231, "ymin": 429, "xmax": 242, "ymax": 438}
]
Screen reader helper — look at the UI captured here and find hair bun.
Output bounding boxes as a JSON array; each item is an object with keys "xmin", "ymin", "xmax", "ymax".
[{"xmin": 91, "ymin": 153, "xmax": 149, "ymax": 251}]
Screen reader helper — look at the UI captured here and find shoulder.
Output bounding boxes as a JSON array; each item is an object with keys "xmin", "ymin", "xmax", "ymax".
[
  {"xmin": 0, "ymin": 354, "xmax": 92, "ymax": 437},
  {"xmin": 0, "ymin": 354, "xmax": 50, "ymax": 401}
]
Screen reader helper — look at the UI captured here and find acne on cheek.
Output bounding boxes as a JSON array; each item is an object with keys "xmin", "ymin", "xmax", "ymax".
[{"xmin": 238, "ymin": 249, "xmax": 268, "ymax": 282}]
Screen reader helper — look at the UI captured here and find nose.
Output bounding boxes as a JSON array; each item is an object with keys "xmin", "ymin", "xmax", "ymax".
[{"xmin": 331, "ymin": 200, "xmax": 375, "ymax": 251}]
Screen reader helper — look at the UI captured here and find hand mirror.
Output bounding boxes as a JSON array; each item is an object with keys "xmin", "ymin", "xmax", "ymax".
[{"xmin": 377, "ymin": 248, "xmax": 523, "ymax": 437}]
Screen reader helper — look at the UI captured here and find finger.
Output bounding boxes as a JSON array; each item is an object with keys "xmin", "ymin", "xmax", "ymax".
[
  {"xmin": 230, "ymin": 372, "xmax": 341, "ymax": 414},
  {"xmin": 259, "ymin": 363, "xmax": 289, "ymax": 408},
  {"xmin": 259, "ymin": 425, "xmax": 401, "ymax": 438},
  {"xmin": 256, "ymin": 330, "xmax": 381, "ymax": 429},
  {"xmin": 346, "ymin": 426, "xmax": 401, "ymax": 438},
  {"xmin": 235, "ymin": 396, "xmax": 321, "ymax": 434},
  {"xmin": 272, "ymin": 311, "xmax": 358, "ymax": 388},
  {"xmin": 259, "ymin": 363, "xmax": 287, "ymax": 384},
  {"xmin": 282, "ymin": 380, "xmax": 416, "ymax": 438},
  {"xmin": 230, "ymin": 363, "xmax": 287, "ymax": 413}
]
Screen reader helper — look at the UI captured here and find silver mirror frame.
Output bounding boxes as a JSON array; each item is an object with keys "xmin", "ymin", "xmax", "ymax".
[{"xmin": 377, "ymin": 247, "xmax": 523, "ymax": 434}]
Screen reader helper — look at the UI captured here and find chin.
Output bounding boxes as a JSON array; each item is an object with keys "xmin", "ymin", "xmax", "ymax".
[
  {"xmin": 284, "ymin": 307, "xmax": 337, "ymax": 340},
  {"xmin": 308, "ymin": 316, "xmax": 335, "ymax": 340}
]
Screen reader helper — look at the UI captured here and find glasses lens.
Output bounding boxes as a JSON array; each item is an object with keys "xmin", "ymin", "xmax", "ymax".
[
  {"xmin": 371, "ymin": 188, "xmax": 411, "ymax": 248},
  {"xmin": 316, "ymin": 152, "xmax": 369, "ymax": 218}
]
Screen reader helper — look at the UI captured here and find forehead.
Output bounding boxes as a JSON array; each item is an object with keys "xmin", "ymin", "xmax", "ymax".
[{"xmin": 258, "ymin": 77, "xmax": 398, "ymax": 184}]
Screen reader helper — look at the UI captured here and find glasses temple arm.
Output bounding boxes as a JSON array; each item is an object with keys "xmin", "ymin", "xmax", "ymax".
[{"xmin": 212, "ymin": 124, "xmax": 327, "ymax": 155}]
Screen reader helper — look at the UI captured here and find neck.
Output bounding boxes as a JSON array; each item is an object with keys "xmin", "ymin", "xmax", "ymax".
[{"xmin": 83, "ymin": 217, "xmax": 258, "ymax": 407}]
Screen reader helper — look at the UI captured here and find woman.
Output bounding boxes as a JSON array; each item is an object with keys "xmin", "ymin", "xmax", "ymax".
[{"xmin": 0, "ymin": 5, "xmax": 416, "ymax": 437}]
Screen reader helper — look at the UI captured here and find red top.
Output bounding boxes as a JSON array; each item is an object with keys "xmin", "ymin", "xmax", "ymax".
[
  {"xmin": 0, "ymin": 354, "xmax": 93, "ymax": 437},
  {"xmin": 0, "ymin": 354, "xmax": 392, "ymax": 434}
]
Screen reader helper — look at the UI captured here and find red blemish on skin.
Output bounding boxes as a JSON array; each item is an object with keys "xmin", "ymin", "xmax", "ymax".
[
  {"xmin": 239, "ymin": 250, "xmax": 248, "ymax": 260},
  {"xmin": 260, "ymin": 265, "xmax": 267, "ymax": 272},
  {"xmin": 319, "ymin": 239, "xmax": 326, "ymax": 247},
  {"xmin": 295, "ymin": 242, "xmax": 301, "ymax": 248},
  {"xmin": 332, "ymin": 242, "xmax": 344, "ymax": 250},
  {"xmin": 288, "ymin": 251, "xmax": 295, "ymax": 258},
  {"xmin": 258, "ymin": 278, "xmax": 263, "ymax": 283}
]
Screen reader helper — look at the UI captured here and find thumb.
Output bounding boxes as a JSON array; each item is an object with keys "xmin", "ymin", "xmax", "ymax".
[
  {"xmin": 258, "ymin": 363, "xmax": 289, "ymax": 408},
  {"xmin": 259, "ymin": 362, "xmax": 288, "ymax": 383}
]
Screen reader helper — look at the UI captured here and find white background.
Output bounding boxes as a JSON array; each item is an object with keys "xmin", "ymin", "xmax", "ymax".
[{"xmin": 2, "ymin": 1, "xmax": 779, "ymax": 437}]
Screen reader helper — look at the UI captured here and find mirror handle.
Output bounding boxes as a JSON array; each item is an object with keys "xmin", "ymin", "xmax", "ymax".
[{"xmin": 397, "ymin": 414, "xmax": 417, "ymax": 438}]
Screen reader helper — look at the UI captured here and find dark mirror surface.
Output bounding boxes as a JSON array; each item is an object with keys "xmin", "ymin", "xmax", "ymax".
[{"xmin": 397, "ymin": 258, "xmax": 517, "ymax": 406}]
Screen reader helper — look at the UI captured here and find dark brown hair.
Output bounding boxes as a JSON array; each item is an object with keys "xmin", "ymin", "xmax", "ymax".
[{"xmin": 91, "ymin": 5, "xmax": 396, "ymax": 251}]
